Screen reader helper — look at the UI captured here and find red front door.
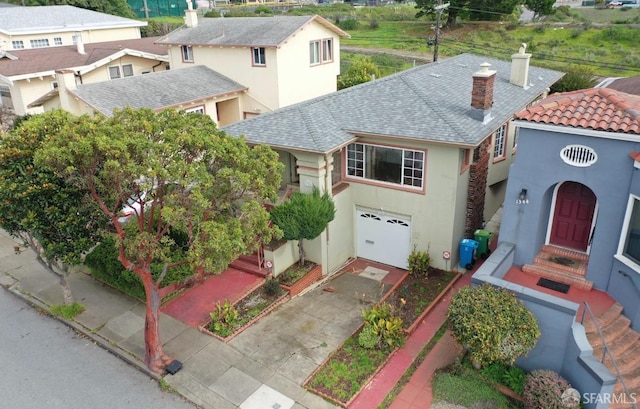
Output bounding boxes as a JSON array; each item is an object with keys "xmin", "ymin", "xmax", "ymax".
[{"xmin": 549, "ymin": 182, "xmax": 596, "ymax": 252}]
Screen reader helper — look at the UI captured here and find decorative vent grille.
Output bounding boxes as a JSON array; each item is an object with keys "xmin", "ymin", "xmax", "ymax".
[{"xmin": 560, "ymin": 145, "xmax": 597, "ymax": 167}]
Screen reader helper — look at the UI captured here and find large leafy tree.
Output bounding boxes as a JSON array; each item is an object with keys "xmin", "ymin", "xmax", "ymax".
[
  {"xmin": 270, "ymin": 188, "xmax": 336, "ymax": 266},
  {"xmin": 415, "ymin": 0, "xmax": 521, "ymax": 27},
  {"xmin": 35, "ymin": 107, "xmax": 283, "ymax": 373},
  {"xmin": 337, "ymin": 55, "xmax": 382, "ymax": 90},
  {"xmin": 0, "ymin": 110, "xmax": 103, "ymax": 305},
  {"xmin": 525, "ymin": 0, "xmax": 556, "ymax": 20}
]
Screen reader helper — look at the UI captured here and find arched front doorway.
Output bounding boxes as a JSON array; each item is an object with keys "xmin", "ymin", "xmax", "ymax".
[{"xmin": 548, "ymin": 181, "xmax": 597, "ymax": 252}]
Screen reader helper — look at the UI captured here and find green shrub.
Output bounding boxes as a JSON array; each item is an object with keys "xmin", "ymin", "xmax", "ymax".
[
  {"xmin": 262, "ymin": 278, "xmax": 282, "ymax": 297},
  {"xmin": 407, "ymin": 248, "xmax": 431, "ymax": 277},
  {"xmin": 254, "ymin": 5, "xmax": 273, "ymax": 14},
  {"xmin": 503, "ymin": 366, "xmax": 527, "ymax": 395},
  {"xmin": 50, "ymin": 302, "xmax": 85, "ymax": 319},
  {"xmin": 361, "ymin": 303, "xmax": 405, "ymax": 349},
  {"xmin": 481, "ymin": 361, "xmax": 508, "ymax": 384},
  {"xmin": 209, "ymin": 300, "xmax": 239, "ymax": 337},
  {"xmin": 448, "ymin": 284, "xmax": 540, "ymax": 367},
  {"xmin": 203, "ymin": 9, "xmax": 221, "ymax": 17},
  {"xmin": 338, "ymin": 18, "xmax": 358, "ymax": 30},
  {"xmin": 358, "ymin": 325, "xmax": 379, "ymax": 349},
  {"xmin": 368, "ymin": 19, "xmax": 379, "ymax": 30},
  {"xmin": 523, "ymin": 369, "xmax": 578, "ymax": 409}
]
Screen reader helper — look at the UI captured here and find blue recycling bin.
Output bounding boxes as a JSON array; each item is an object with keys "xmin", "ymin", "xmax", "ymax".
[{"xmin": 459, "ymin": 238, "xmax": 479, "ymax": 270}]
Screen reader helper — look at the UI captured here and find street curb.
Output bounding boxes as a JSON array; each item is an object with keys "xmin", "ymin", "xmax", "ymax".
[{"xmin": 2, "ymin": 284, "xmax": 159, "ymax": 380}]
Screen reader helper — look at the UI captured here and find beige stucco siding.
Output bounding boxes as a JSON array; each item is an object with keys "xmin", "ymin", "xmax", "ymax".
[
  {"xmin": 326, "ymin": 187, "xmax": 355, "ymax": 272},
  {"xmin": 10, "ymin": 79, "xmax": 55, "ymax": 115}
]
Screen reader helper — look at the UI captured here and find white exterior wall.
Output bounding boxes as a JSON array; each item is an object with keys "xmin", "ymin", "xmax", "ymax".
[
  {"xmin": 1, "ymin": 27, "xmax": 141, "ymax": 50},
  {"xmin": 486, "ymin": 122, "xmax": 518, "ymax": 220},
  {"xmin": 81, "ymin": 55, "xmax": 170, "ymax": 83}
]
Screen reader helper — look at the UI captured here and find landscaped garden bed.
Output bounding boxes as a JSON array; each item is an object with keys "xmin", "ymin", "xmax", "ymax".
[
  {"xmin": 277, "ymin": 261, "xmax": 322, "ymax": 296},
  {"xmin": 304, "ymin": 268, "xmax": 460, "ymax": 407},
  {"xmin": 199, "ymin": 279, "xmax": 289, "ymax": 342}
]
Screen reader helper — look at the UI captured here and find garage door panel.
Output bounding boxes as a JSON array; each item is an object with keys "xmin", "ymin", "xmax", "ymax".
[{"xmin": 356, "ymin": 210, "xmax": 410, "ymax": 269}]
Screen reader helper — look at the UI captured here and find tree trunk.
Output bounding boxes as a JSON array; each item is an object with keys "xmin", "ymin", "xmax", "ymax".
[
  {"xmin": 59, "ymin": 273, "xmax": 74, "ymax": 306},
  {"xmin": 138, "ymin": 267, "xmax": 173, "ymax": 374},
  {"xmin": 298, "ymin": 239, "xmax": 305, "ymax": 266}
]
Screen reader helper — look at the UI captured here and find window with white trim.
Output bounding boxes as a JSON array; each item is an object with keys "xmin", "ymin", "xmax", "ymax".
[
  {"xmin": 331, "ymin": 150, "xmax": 342, "ymax": 186},
  {"xmin": 620, "ymin": 196, "xmax": 640, "ymax": 268},
  {"xmin": 309, "ymin": 40, "xmax": 320, "ymax": 65},
  {"xmin": 346, "ymin": 143, "xmax": 424, "ymax": 188},
  {"xmin": 122, "ymin": 64, "xmax": 134, "ymax": 77},
  {"xmin": 493, "ymin": 124, "xmax": 507, "ymax": 160},
  {"xmin": 181, "ymin": 45, "xmax": 193, "ymax": 62},
  {"xmin": 12, "ymin": 40, "xmax": 24, "ymax": 49},
  {"xmin": 512, "ymin": 127, "xmax": 519, "ymax": 153},
  {"xmin": 252, "ymin": 47, "xmax": 266, "ymax": 66},
  {"xmin": 322, "ymin": 38, "xmax": 333, "ymax": 62},
  {"xmin": 185, "ymin": 106, "xmax": 205, "ymax": 114},
  {"xmin": 108, "ymin": 66, "xmax": 121, "ymax": 79},
  {"xmin": 54, "ymin": 37, "xmax": 63, "ymax": 46},
  {"xmin": 460, "ymin": 148, "xmax": 470, "ymax": 172},
  {"xmin": 72, "ymin": 35, "xmax": 79, "ymax": 45},
  {"xmin": 30, "ymin": 38, "xmax": 50, "ymax": 48}
]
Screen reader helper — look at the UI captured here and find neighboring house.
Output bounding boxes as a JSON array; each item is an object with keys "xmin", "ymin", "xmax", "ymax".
[
  {"xmin": 155, "ymin": 5, "xmax": 350, "ymax": 112},
  {"xmin": 0, "ymin": 5, "xmax": 146, "ymax": 51},
  {"xmin": 223, "ymin": 49, "xmax": 563, "ymax": 274},
  {"xmin": 597, "ymin": 75, "xmax": 640, "ymax": 96},
  {"xmin": 35, "ymin": 65, "xmax": 252, "ymax": 127},
  {"xmin": 474, "ymin": 87, "xmax": 640, "ymax": 407},
  {"xmin": 1, "ymin": 37, "xmax": 169, "ymax": 116}
]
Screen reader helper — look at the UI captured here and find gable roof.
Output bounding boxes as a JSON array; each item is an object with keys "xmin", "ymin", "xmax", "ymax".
[
  {"xmin": 0, "ymin": 5, "xmax": 145, "ymax": 35},
  {"xmin": 40, "ymin": 65, "xmax": 247, "ymax": 116},
  {"xmin": 0, "ymin": 37, "xmax": 167, "ymax": 80},
  {"xmin": 515, "ymin": 88, "xmax": 640, "ymax": 135},
  {"xmin": 222, "ymin": 53, "xmax": 563, "ymax": 154},
  {"xmin": 156, "ymin": 15, "xmax": 349, "ymax": 47}
]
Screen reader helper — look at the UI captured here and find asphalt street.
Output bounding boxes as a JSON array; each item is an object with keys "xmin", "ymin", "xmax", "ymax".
[{"xmin": 0, "ymin": 289, "xmax": 198, "ymax": 409}]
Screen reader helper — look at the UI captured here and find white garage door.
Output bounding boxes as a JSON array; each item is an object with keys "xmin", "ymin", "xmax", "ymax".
[{"xmin": 356, "ymin": 209, "xmax": 411, "ymax": 269}]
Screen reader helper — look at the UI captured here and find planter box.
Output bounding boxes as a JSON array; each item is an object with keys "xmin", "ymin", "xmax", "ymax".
[{"xmin": 280, "ymin": 264, "xmax": 322, "ymax": 296}]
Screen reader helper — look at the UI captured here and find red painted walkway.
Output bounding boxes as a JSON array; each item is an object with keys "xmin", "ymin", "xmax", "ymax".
[{"xmin": 161, "ymin": 268, "xmax": 263, "ymax": 327}]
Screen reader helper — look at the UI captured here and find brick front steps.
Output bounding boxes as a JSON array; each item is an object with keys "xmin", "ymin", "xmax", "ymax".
[
  {"xmin": 230, "ymin": 254, "xmax": 270, "ymax": 278},
  {"xmin": 522, "ymin": 245, "xmax": 593, "ymax": 290},
  {"xmin": 585, "ymin": 302, "xmax": 640, "ymax": 409}
]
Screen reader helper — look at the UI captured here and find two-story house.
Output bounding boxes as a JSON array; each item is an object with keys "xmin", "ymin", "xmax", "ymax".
[
  {"xmin": 0, "ymin": 5, "xmax": 146, "ymax": 51},
  {"xmin": 155, "ymin": 4, "xmax": 350, "ymax": 112},
  {"xmin": 1, "ymin": 37, "xmax": 169, "ymax": 116},
  {"xmin": 223, "ymin": 49, "xmax": 563, "ymax": 274}
]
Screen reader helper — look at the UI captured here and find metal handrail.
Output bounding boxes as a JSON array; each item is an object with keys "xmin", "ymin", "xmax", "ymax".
[
  {"xmin": 581, "ymin": 301, "xmax": 637, "ymax": 409},
  {"xmin": 619, "ymin": 270, "xmax": 640, "ymax": 298}
]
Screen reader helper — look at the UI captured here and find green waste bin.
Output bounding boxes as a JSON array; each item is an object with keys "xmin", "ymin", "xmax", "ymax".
[{"xmin": 474, "ymin": 229, "xmax": 492, "ymax": 259}]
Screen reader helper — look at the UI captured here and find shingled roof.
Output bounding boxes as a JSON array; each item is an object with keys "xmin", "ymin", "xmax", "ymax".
[
  {"xmin": 0, "ymin": 37, "xmax": 167, "ymax": 79},
  {"xmin": 515, "ymin": 87, "xmax": 640, "ymax": 134},
  {"xmin": 156, "ymin": 15, "xmax": 349, "ymax": 47},
  {"xmin": 222, "ymin": 53, "xmax": 564, "ymax": 154},
  {"xmin": 64, "ymin": 65, "xmax": 247, "ymax": 117},
  {"xmin": 0, "ymin": 5, "xmax": 145, "ymax": 35}
]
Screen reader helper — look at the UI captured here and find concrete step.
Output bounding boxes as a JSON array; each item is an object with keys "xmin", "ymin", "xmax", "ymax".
[
  {"xmin": 238, "ymin": 253, "xmax": 260, "ymax": 266},
  {"xmin": 522, "ymin": 263, "xmax": 593, "ymax": 290},
  {"xmin": 229, "ymin": 258, "xmax": 269, "ymax": 278},
  {"xmin": 541, "ymin": 244, "xmax": 589, "ymax": 261}
]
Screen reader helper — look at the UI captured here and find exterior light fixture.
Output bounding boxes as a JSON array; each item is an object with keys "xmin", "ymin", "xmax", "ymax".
[{"xmin": 516, "ymin": 188, "xmax": 529, "ymax": 205}]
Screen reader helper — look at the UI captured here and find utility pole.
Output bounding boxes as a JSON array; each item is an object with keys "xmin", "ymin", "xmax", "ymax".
[{"xmin": 433, "ymin": 1, "xmax": 450, "ymax": 62}]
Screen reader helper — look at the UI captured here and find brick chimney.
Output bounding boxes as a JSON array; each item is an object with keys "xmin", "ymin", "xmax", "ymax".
[
  {"xmin": 510, "ymin": 43, "xmax": 531, "ymax": 89},
  {"xmin": 185, "ymin": 0, "xmax": 198, "ymax": 28},
  {"xmin": 470, "ymin": 62, "xmax": 496, "ymax": 123}
]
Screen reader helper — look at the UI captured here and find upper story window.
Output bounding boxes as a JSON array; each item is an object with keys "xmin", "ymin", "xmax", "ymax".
[
  {"xmin": 493, "ymin": 124, "xmax": 507, "ymax": 161},
  {"xmin": 512, "ymin": 127, "xmax": 519, "ymax": 154},
  {"xmin": 346, "ymin": 143, "xmax": 424, "ymax": 189},
  {"xmin": 185, "ymin": 106, "xmax": 205, "ymax": 115},
  {"xmin": 30, "ymin": 38, "xmax": 50, "ymax": 48},
  {"xmin": 331, "ymin": 150, "xmax": 342, "ymax": 186},
  {"xmin": 108, "ymin": 64, "xmax": 134, "ymax": 80},
  {"xmin": 252, "ymin": 47, "xmax": 266, "ymax": 66},
  {"xmin": 322, "ymin": 39, "xmax": 333, "ymax": 62},
  {"xmin": 460, "ymin": 148, "xmax": 470, "ymax": 173},
  {"xmin": 72, "ymin": 35, "xmax": 79, "ymax": 45},
  {"xmin": 618, "ymin": 195, "xmax": 640, "ymax": 270},
  {"xmin": 54, "ymin": 37, "xmax": 63, "ymax": 46},
  {"xmin": 51, "ymin": 81, "xmax": 58, "ymax": 89},
  {"xmin": 12, "ymin": 40, "xmax": 24, "ymax": 49},
  {"xmin": 181, "ymin": 45, "xmax": 193, "ymax": 63},
  {"xmin": 310, "ymin": 39, "xmax": 334, "ymax": 65}
]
